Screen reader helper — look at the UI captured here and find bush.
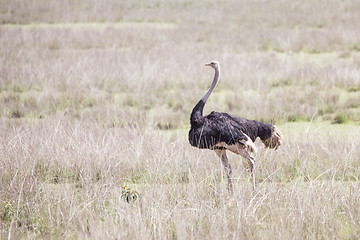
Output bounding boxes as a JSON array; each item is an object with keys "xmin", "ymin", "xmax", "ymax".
[{"xmin": 332, "ymin": 114, "xmax": 348, "ymax": 124}]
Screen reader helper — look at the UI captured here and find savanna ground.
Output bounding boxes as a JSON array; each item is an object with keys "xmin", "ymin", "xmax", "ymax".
[{"xmin": 1, "ymin": 0, "xmax": 360, "ymax": 239}]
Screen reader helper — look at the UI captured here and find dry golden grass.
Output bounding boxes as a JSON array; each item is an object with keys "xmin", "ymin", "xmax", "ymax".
[
  {"xmin": 1, "ymin": 118, "xmax": 360, "ymax": 239},
  {"xmin": 1, "ymin": 0, "xmax": 360, "ymax": 239}
]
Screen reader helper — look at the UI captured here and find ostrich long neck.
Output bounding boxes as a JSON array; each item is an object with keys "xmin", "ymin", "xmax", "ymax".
[
  {"xmin": 190, "ymin": 67, "xmax": 220, "ymax": 124},
  {"xmin": 201, "ymin": 67, "xmax": 220, "ymax": 103}
]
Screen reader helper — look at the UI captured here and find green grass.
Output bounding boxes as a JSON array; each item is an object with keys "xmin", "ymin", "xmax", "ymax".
[{"xmin": 1, "ymin": 21, "xmax": 177, "ymax": 30}]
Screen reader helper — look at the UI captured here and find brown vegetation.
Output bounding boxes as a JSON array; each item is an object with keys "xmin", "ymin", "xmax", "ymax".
[{"xmin": 1, "ymin": 0, "xmax": 360, "ymax": 239}]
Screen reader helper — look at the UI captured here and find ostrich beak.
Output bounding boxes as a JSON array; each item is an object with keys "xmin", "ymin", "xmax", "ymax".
[{"xmin": 205, "ymin": 63, "xmax": 211, "ymax": 66}]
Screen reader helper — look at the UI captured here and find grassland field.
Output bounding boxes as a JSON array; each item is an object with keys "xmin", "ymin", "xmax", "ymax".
[{"xmin": 1, "ymin": 0, "xmax": 360, "ymax": 239}]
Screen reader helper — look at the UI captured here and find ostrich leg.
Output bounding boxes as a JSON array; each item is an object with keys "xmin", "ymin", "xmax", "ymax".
[
  {"xmin": 214, "ymin": 149, "xmax": 233, "ymax": 195},
  {"xmin": 227, "ymin": 144, "xmax": 257, "ymax": 192},
  {"xmin": 247, "ymin": 155, "xmax": 256, "ymax": 192}
]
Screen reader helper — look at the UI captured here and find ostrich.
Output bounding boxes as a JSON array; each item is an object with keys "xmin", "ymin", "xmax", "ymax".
[{"xmin": 188, "ymin": 61, "xmax": 283, "ymax": 193}]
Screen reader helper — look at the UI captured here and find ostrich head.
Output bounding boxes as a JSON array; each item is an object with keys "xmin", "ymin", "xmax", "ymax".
[{"xmin": 205, "ymin": 61, "xmax": 220, "ymax": 70}]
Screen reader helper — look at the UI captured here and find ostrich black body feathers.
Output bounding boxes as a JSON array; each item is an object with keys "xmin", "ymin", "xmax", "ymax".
[{"xmin": 189, "ymin": 100, "xmax": 273, "ymax": 149}]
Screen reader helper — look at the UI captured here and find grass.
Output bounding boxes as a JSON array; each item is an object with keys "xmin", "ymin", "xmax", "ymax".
[
  {"xmin": 1, "ymin": 0, "xmax": 360, "ymax": 239},
  {"xmin": 1, "ymin": 21, "xmax": 177, "ymax": 31},
  {"xmin": 1, "ymin": 119, "xmax": 360, "ymax": 239}
]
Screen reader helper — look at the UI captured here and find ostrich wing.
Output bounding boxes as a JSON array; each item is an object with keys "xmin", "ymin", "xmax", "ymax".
[{"xmin": 205, "ymin": 111, "xmax": 252, "ymax": 145}]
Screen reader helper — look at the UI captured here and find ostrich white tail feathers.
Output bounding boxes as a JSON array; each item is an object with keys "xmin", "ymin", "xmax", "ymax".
[{"xmin": 262, "ymin": 125, "xmax": 283, "ymax": 150}]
